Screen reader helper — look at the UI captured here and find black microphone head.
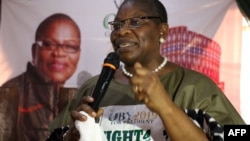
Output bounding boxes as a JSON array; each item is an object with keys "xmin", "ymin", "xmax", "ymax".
[{"xmin": 104, "ymin": 52, "xmax": 120, "ymax": 69}]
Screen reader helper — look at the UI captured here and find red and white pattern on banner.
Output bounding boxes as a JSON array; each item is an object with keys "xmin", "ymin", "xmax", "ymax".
[{"xmin": 161, "ymin": 26, "xmax": 224, "ymax": 91}]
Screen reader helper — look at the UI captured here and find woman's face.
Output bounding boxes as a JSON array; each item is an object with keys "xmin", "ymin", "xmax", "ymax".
[
  {"xmin": 110, "ymin": 1, "xmax": 163, "ymax": 66},
  {"xmin": 33, "ymin": 20, "xmax": 81, "ymax": 84}
]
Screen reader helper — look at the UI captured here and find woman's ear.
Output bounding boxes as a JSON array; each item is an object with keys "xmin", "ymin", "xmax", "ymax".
[
  {"xmin": 159, "ymin": 23, "xmax": 169, "ymax": 44},
  {"xmin": 161, "ymin": 23, "xmax": 169, "ymax": 38}
]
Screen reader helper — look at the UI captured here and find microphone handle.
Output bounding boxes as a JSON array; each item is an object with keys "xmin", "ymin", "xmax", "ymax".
[{"xmin": 88, "ymin": 67, "xmax": 115, "ymax": 112}]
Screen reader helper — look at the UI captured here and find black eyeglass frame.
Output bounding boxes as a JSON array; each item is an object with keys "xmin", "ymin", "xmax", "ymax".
[
  {"xmin": 34, "ymin": 40, "xmax": 81, "ymax": 53},
  {"xmin": 108, "ymin": 16, "xmax": 163, "ymax": 31}
]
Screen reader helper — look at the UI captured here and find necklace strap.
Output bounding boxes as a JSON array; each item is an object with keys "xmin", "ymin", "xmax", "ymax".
[{"xmin": 122, "ymin": 57, "xmax": 168, "ymax": 77}]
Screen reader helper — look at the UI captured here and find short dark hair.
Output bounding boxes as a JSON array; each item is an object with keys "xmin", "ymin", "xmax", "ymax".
[
  {"xmin": 120, "ymin": 0, "xmax": 168, "ymax": 23},
  {"xmin": 35, "ymin": 13, "xmax": 80, "ymax": 41}
]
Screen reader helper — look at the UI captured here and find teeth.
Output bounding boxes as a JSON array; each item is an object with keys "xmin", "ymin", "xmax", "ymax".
[{"xmin": 119, "ymin": 42, "xmax": 133, "ymax": 48}]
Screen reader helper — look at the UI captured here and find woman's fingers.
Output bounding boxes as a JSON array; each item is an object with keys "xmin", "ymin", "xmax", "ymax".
[
  {"xmin": 71, "ymin": 95, "xmax": 105, "ymax": 122},
  {"xmin": 81, "ymin": 95, "xmax": 94, "ymax": 104},
  {"xmin": 71, "ymin": 110, "xmax": 87, "ymax": 121}
]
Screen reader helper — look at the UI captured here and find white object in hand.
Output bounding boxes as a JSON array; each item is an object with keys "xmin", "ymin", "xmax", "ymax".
[{"xmin": 74, "ymin": 111, "xmax": 107, "ymax": 141}]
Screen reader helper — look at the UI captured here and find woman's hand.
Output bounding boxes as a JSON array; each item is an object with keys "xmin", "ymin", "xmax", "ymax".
[
  {"xmin": 130, "ymin": 62, "xmax": 208, "ymax": 141},
  {"xmin": 71, "ymin": 96, "xmax": 103, "ymax": 122},
  {"xmin": 130, "ymin": 62, "xmax": 171, "ymax": 115},
  {"xmin": 63, "ymin": 96, "xmax": 104, "ymax": 141}
]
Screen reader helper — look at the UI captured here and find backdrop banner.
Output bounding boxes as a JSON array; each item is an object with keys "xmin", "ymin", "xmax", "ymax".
[{"xmin": 0, "ymin": 0, "xmax": 246, "ymax": 121}]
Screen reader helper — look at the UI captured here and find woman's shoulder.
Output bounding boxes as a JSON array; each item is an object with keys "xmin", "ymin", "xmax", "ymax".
[
  {"xmin": 79, "ymin": 75, "xmax": 99, "ymax": 88},
  {"xmin": 165, "ymin": 62, "xmax": 215, "ymax": 82},
  {"xmin": 162, "ymin": 62, "xmax": 221, "ymax": 94}
]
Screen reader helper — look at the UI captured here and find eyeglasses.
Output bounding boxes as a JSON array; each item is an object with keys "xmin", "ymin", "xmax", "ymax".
[
  {"xmin": 108, "ymin": 16, "xmax": 162, "ymax": 31},
  {"xmin": 34, "ymin": 40, "xmax": 80, "ymax": 53}
]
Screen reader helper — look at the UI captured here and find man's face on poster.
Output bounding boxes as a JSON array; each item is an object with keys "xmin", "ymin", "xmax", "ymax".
[{"xmin": 33, "ymin": 20, "xmax": 81, "ymax": 84}]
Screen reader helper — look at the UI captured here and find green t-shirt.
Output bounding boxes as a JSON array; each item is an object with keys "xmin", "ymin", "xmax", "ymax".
[{"xmin": 50, "ymin": 67, "xmax": 245, "ymax": 131}]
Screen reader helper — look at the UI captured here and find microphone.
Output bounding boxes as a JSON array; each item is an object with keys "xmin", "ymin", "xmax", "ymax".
[{"xmin": 89, "ymin": 52, "xmax": 120, "ymax": 112}]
